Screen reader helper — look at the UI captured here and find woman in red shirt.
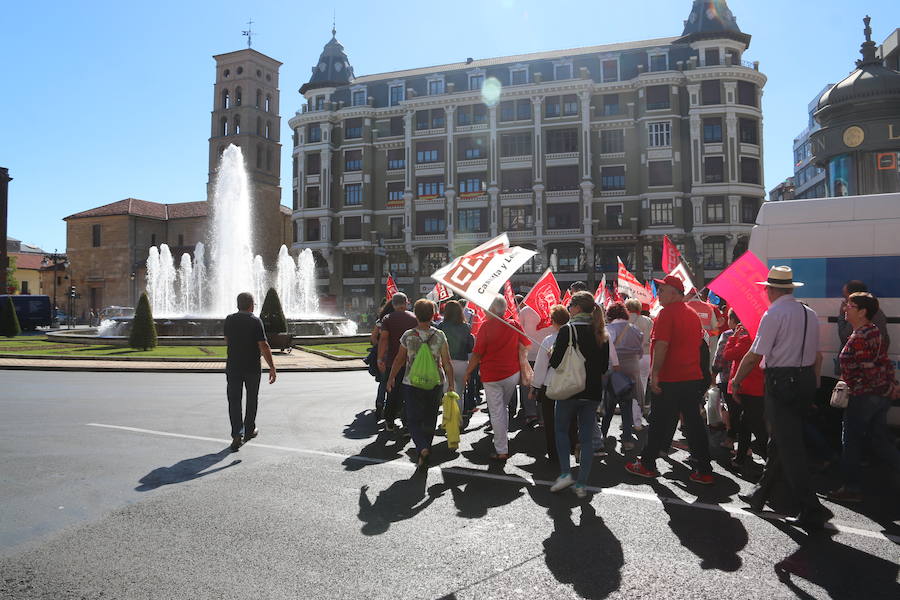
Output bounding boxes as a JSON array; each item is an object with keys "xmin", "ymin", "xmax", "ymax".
[{"xmin": 723, "ymin": 313, "xmax": 768, "ymax": 468}]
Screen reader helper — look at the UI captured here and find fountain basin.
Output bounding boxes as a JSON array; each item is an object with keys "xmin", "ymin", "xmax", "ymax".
[{"xmin": 46, "ymin": 325, "xmax": 366, "ymax": 347}]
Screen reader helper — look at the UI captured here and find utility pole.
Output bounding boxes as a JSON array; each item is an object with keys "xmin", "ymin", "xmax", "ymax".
[{"xmin": 0, "ymin": 167, "xmax": 11, "ymax": 294}]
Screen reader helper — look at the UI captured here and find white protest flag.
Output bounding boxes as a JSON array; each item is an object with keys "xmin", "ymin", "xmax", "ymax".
[
  {"xmin": 616, "ymin": 257, "xmax": 653, "ymax": 304},
  {"xmin": 431, "ymin": 233, "xmax": 536, "ymax": 312},
  {"xmin": 649, "ymin": 261, "xmax": 697, "ymax": 318}
]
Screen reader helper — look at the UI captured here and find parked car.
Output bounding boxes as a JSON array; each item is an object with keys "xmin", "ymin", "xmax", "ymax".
[{"xmin": 0, "ymin": 295, "xmax": 52, "ymax": 331}]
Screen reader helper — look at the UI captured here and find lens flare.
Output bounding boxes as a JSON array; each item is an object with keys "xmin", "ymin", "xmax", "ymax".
[{"xmin": 481, "ymin": 77, "xmax": 502, "ymax": 107}]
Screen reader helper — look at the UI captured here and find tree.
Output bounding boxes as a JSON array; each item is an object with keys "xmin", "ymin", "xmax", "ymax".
[
  {"xmin": 129, "ymin": 292, "xmax": 157, "ymax": 350},
  {"xmin": 259, "ymin": 287, "xmax": 287, "ymax": 334},
  {"xmin": 1, "ymin": 295, "xmax": 22, "ymax": 337},
  {"xmin": 5, "ymin": 255, "xmax": 18, "ymax": 294}
]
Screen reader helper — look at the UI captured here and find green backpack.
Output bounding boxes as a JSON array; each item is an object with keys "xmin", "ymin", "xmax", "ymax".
[{"xmin": 409, "ymin": 332, "xmax": 441, "ymax": 390}]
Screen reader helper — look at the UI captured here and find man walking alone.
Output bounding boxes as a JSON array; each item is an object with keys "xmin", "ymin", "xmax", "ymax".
[{"xmin": 224, "ymin": 292, "xmax": 277, "ymax": 452}]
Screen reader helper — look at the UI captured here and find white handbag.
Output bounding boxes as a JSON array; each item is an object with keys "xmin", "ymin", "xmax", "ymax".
[
  {"xmin": 830, "ymin": 380, "xmax": 850, "ymax": 409},
  {"xmin": 546, "ymin": 323, "xmax": 587, "ymax": 400}
]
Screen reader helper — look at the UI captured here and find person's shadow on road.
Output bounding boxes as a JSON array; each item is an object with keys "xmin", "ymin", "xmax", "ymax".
[
  {"xmin": 357, "ymin": 470, "xmax": 444, "ymax": 535},
  {"xmin": 342, "ymin": 410, "xmax": 380, "ymax": 440},
  {"xmin": 342, "ymin": 431, "xmax": 408, "ymax": 472},
  {"xmin": 135, "ymin": 448, "xmax": 239, "ymax": 491}
]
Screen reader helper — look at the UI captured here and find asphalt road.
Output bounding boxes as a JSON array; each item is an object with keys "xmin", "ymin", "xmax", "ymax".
[{"xmin": 0, "ymin": 371, "xmax": 897, "ymax": 599}]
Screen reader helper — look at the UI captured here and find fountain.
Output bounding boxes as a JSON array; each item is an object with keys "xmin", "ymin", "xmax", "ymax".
[{"xmin": 85, "ymin": 144, "xmax": 357, "ymax": 343}]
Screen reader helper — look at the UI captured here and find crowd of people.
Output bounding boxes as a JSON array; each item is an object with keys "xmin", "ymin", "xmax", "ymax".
[{"xmin": 364, "ymin": 269, "xmax": 900, "ymax": 528}]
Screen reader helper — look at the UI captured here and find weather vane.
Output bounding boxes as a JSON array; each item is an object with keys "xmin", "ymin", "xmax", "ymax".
[{"xmin": 242, "ymin": 18, "xmax": 254, "ymax": 48}]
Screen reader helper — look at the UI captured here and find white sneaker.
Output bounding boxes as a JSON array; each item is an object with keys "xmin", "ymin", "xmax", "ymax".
[
  {"xmin": 573, "ymin": 484, "xmax": 588, "ymax": 498},
  {"xmin": 550, "ymin": 473, "xmax": 575, "ymax": 492}
]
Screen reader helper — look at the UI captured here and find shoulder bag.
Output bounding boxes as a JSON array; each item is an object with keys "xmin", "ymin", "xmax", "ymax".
[{"xmin": 546, "ymin": 324, "xmax": 587, "ymax": 400}]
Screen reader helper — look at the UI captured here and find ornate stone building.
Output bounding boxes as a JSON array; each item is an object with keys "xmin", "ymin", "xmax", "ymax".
[{"xmin": 288, "ymin": 0, "xmax": 767, "ymax": 312}]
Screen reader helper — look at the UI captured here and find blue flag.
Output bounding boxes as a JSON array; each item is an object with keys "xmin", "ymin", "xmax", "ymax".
[
  {"xmin": 707, "ymin": 289, "xmax": 721, "ymax": 305},
  {"xmin": 650, "ymin": 280, "xmax": 658, "ymax": 298}
]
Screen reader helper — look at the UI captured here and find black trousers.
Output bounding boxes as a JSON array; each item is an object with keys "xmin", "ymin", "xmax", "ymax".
[
  {"xmin": 384, "ymin": 367, "xmax": 407, "ymax": 424},
  {"xmin": 750, "ymin": 367, "xmax": 824, "ymax": 513},
  {"xmin": 226, "ymin": 369, "xmax": 261, "ymax": 438},
  {"xmin": 735, "ymin": 394, "xmax": 768, "ymax": 462},
  {"xmin": 641, "ymin": 379, "xmax": 711, "ymax": 474}
]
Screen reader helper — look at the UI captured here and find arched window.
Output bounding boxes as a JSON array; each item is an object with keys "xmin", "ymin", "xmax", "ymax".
[
  {"xmin": 255, "ymin": 89, "xmax": 262, "ymax": 108},
  {"xmin": 221, "ymin": 89, "xmax": 230, "ymax": 109},
  {"xmin": 266, "ymin": 121, "xmax": 272, "ymax": 139},
  {"xmin": 221, "ymin": 117, "xmax": 228, "ymax": 136},
  {"xmin": 256, "ymin": 144, "xmax": 262, "ymax": 169},
  {"xmin": 235, "ymin": 87, "xmax": 242, "ymax": 106},
  {"xmin": 257, "ymin": 117, "xmax": 263, "ymax": 135},
  {"xmin": 265, "ymin": 94, "xmax": 271, "ymax": 112},
  {"xmin": 266, "ymin": 148, "xmax": 272, "ymax": 171},
  {"xmin": 233, "ymin": 115, "xmax": 240, "ymax": 135}
]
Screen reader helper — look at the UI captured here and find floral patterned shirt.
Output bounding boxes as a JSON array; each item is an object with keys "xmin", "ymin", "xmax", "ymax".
[{"xmin": 839, "ymin": 323, "xmax": 896, "ymax": 396}]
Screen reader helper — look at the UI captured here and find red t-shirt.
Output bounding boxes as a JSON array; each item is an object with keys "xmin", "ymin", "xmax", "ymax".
[
  {"xmin": 723, "ymin": 327, "xmax": 764, "ymax": 396},
  {"xmin": 651, "ymin": 301, "xmax": 702, "ymax": 382},
  {"xmin": 381, "ymin": 310, "xmax": 418, "ymax": 366},
  {"xmin": 472, "ymin": 317, "xmax": 530, "ymax": 382}
]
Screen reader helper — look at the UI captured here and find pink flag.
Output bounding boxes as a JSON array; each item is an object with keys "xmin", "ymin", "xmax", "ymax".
[
  {"xmin": 707, "ymin": 251, "xmax": 770, "ymax": 337},
  {"xmin": 523, "ymin": 269, "xmax": 562, "ymax": 330},
  {"xmin": 385, "ymin": 275, "xmax": 399, "ymax": 301},
  {"xmin": 662, "ymin": 235, "xmax": 681, "ymax": 273}
]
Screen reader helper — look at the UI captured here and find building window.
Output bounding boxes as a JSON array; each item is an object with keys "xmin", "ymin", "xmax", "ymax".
[
  {"xmin": 417, "ymin": 212, "xmax": 447, "ymax": 235},
  {"xmin": 554, "ymin": 64, "xmax": 572, "ymax": 80},
  {"xmin": 546, "ymin": 203, "xmax": 579, "ymax": 229},
  {"xmin": 704, "ymin": 157, "xmax": 725, "ymax": 183},
  {"xmin": 307, "ymin": 124, "xmax": 321, "ymax": 143},
  {"xmin": 344, "ymin": 184, "xmax": 362, "ymax": 206},
  {"xmin": 150, "ymin": 233, "xmax": 156, "ymax": 247},
  {"xmin": 468, "ymin": 74, "xmax": 484, "ymax": 90},
  {"xmin": 650, "ymin": 199, "xmax": 673, "ymax": 225},
  {"xmin": 705, "ymin": 196, "xmax": 726, "ymax": 223},
  {"xmin": 600, "ymin": 129, "xmax": 624, "ymax": 154},
  {"xmin": 705, "ymin": 48, "xmax": 720, "ymax": 66},
  {"xmin": 646, "ymin": 85, "xmax": 670, "ymax": 110},
  {"xmin": 502, "ymin": 206, "xmax": 533, "ymax": 230},
  {"xmin": 601, "ymin": 59, "xmax": 619, "ymax": 83},
  {"xmin": 221, "ymin": 117, "xmax": 228, "ymax": 136},
  {"xmin": 458, "ymin": 175, "xmax": 486, "ymax": 194},
  {"xmin": 516, "ymin": 99, "xmax": 531, "ymax": 120},
  {"xmin": 344, "ymin": 216, "xmax": 362, "ymax": 239},
  {"xmin": 556, "ymin": 246, "xmax": 582, "ymax": 272},
  {"xmin": 458, "ymin": 137, "xmax": 486, "ymax": 159},
  {"xmin": 427, "ymin": 79, "xmax": 444, "ymax": 95},
  {"xmin": 499, "ymin": 101, "xmax": 515, "ymax": 122},
  {"xmin": 703, "ymin": 118, "xmax": 723, "ymax": 143},
  {"xmin": 265, "ymin": 95, "xmax": 272, "ymax": 112},
  {"xmin": 314, "ymin": 95, "xmax": 325, "ymax": 111},
  {"xmin": 457, "ymin": 208, "xmax": 486, "ymax": 233},
  {"xmin": 306, "ymin": 187, "xmax": 320, "ymax": 208},
  {"xmin": 389, "ymin": 84, "xmax": 404, "ymax": 106},
  {"xmin": 387, "ymin": 149, "xmax": 405, "ymax": 170},
  {"xmin": 649, "ymin": 53, "xmax": 668, "ymax": 72},
  {"xmin": 421, "ymin": 249, "xmax": 449, "ymax": 272},
  {"xmin": 306, "ymin": 218, "xmax": 320, "ymax": 241},
  {"xmin": 648, "ymin": 121, "xmax": 671, "ymax": 147},
  {"xmin": 292, "ymin": 189, "xmax": 299, "ymax": 210},
  {"xmin": 233, "ymin": 115, "xmax": 241, "ymax": 134},
  {"xmin": 347, "ymin": 256, "xmax": 371, "ymax": 274},
  {"xmin": 389, "ymin": 216, "xmax": 404, "ymax": 238},
  {"xmin": 387, "ymin": 182, "xmax": 405, "ymax": 207},
  {"xmin": 601, "ymin": 166, "xmax": 626, "ymax": 191},
  {"xmin": 740, "ymin": 118, "xmax": 759, "ymax": 145},
  {"xmin": 417, "ymin": 177, "xmax": 445, "ymax": 197},
  {"xmin": 737, "ymin": 81, "xmax": 758, "ymax": 107},
  {"xmin": 390, "ymin": 116, "xmax": 404, "ymax": 136},
  {"xmin": 545, "ymin": 96, "xmax": 561, "ymax": 118},
  {"xmin": 221, "ymin": 89, "xmax": 230, "ymax": 109},
  {"xmin": 510, "ymin": 67, "xmax": 528, "ymax": 85},
  {"xmin": 501, "ymin": 132, "xmax": 532, "ymax": 157},
  {"xmin": 741, "ymin": 197, "xmax": 759, "ymax": 223},
  {"xmin": 703, "ymin": 238, "xmax": 726, "ymax": 269},
  {"xmin": 457, "ymin": 104, "xmax": 487, "ymax": 126},
  {"xmin": 546, "ymin": 165, "xmax": 579, "ymax": 191},
  {"xmin": 501, "ymin": 169, "xmax": 532, "ymax": 193},
  {"xmin": 92, "ymin": 224, "xmax": 101, "ymax": 247},
  {"xmin": 344, "ymin": 118, "xmax": 362, "ymax": 139},
  {"xmin": 701, "ymin": 80, "xmax": 721, "ymax": 105},
  {"xmin": 740, "ymin": 157, "xmax": 760, "ymax": 184},
  {"xmin": 602, "ymin": 94, "xmax": 620, "ymax": 116},
  {"xmin": 562, "ymin": 94, "xmax": 578, "ymax": 116},
  {"xmin": 266, "ymin": 148, "xmax": 272, "ymax": 171},
  {"xmin": 648, "ymin": 160, "xmax": 673, "ymax": 186},
  {"xmin": 546, "ymin": 128, "xmax": 578, "ymax": 153},
  {"xmin": 416, "ymin": 141, "xmax": 442, "ymax": 163},
  {"xmin": 306, "ymin": 153, "xmax": 320, "ymax": 175},
  {"xmin": 344, "ymin": 150, "xmax": 362, "ymax": 171},
  {"xmin": 605, "ymin": 204, "xmax": 624, "ymax": 229},
  {"xmin": 351, "ymin": 89, "xmax": 367, "ymax": 106}
]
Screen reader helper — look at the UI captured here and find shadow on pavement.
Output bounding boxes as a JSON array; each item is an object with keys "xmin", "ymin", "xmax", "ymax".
[
  {"xmin": 770, "ymin": 520, "xmax": 900, "ymax": 599},
  {"xmin": 356, "ymin": 470, "xmax": 444, "ymax": 535},
  {"xmin": 342, "ymin": 431, "xmax": 408, "ymax": 472},
  {"xmin": 342, "ymin": 409, "xmax": 380, "ymax": 440},
  {"xmin": 435, "ymin": 466, "xmax": 528, "ymax": 519},
  {"xmin": 135, "ymin": 448, "xmax": 239, "ymax": 491}
]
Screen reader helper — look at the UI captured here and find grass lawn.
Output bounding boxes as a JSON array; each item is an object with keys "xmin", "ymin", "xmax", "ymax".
[
  {"xmin": 298, "ymin": 342, "xmax": 369, "ymax": 358},
  {"xmin": 0, "ymin": 335, "xmax": 228, "ymax": 358}
]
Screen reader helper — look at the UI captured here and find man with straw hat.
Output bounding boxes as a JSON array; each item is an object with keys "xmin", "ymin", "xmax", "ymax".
[{"xmin": 731, "ymin": 266, "xmax": 833, "ymax": 528}]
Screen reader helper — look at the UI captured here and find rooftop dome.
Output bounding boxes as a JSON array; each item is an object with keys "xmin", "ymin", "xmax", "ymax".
[
  {"xmin": 299, "ymin": 27, "xmax": 355, "ymax": 95},
  {"xmin": 680, "ymin": 0, "xmax": 751, "ymax": 45}
]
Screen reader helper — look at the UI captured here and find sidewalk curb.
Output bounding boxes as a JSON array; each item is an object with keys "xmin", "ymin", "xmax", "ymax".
[
  {"xmin": 0, "ymin": 353, "xmax": 224, "ymax": 363},
  {"xmin": 295, "ymin": 347, "xmax": 364, "ymax": 361},
  {"xmin": 0, "ymin": 364, "xmax": 368, "ymax": 373}
]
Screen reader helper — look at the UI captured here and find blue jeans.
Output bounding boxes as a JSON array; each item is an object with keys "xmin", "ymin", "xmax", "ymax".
[
  {"xmin": 404, "ymin": 384, "xmax": 442, "ymax": 453},
  {"xmin": 841, "ymin": 393, "xmax": 900, "ymax": 490},
  {"xmin": 555, "ymin": 398, "xmax": 600, "ymax": 485},
  {"xmin": 600, "ymin": 388, "xmax": 634, "ymax": 443},
  {"xmin": 375, "ymin": 376, "xmax": 387, "ymax": 414}
]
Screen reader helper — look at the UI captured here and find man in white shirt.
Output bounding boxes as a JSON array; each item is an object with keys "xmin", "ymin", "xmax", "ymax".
[{"xmin": 516, "ymin": 301, "xmax": 542, "ymax": 426}]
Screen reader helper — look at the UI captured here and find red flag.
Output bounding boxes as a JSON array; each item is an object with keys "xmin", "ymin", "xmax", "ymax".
[
  {"xmin": 593, "ymin": 274, "xmax": 607, "ymax": 306},
  {"xmin": 502, "ymin": 280, "xmax": 519, "ymax": 320},
  {"xmin": 612, "ymin": 282, "xmax": 623, "ymax": 303},
  {"xmin": 470, "ymin": 303, "xmax": 487, "ymax": 335},
  {"xmin": 560, "ymin": 288, "xmax": 572, "ymax": 308},
  {"xmin": 686, "ymin": 299, "xmax": 719, "ymax": 331},
  {"xmin": 432, "ymin": 282, "xmax": 452, "ymax": 302},
  {"xmin": 662, "ymin": 235, "xmax": 682, "ymax": 273},
  {"xmin": 523, "ymin": 269, "xmax": 561, "ymax": 330},
  {"xmin": 385, "ymin": 275, "xmax": 399, "ymax": 301}
]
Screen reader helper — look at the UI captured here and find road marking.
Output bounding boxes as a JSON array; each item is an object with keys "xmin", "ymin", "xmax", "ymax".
[{"xmin": 87, "ymin": 422, "xmax": 900, "ymax": 545}]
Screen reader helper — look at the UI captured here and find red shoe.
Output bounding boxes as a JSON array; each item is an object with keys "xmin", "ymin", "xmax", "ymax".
[
  {"xmin": 625, "ymin": 461, "xmax": 659, "ymax": 479},
  {"xmin": 689, "ymin": 471, "xmax": 714, "ymax": 485}
]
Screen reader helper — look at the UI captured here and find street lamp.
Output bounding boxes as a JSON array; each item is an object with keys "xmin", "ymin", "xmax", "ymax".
[{"xmin": 41, "ymin": 249, "xmax": 68, "ymax": 325}]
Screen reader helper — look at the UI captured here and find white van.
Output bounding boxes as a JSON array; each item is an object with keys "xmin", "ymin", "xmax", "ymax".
[{"xmin": 749, "ymin": 191, "xmax": 900, "ymax": 422}]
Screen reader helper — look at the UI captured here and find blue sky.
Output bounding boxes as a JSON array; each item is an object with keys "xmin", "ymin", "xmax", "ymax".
[{"xmin": 2, "ymin": 0, "xmax": 898, "ymax": 253}]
